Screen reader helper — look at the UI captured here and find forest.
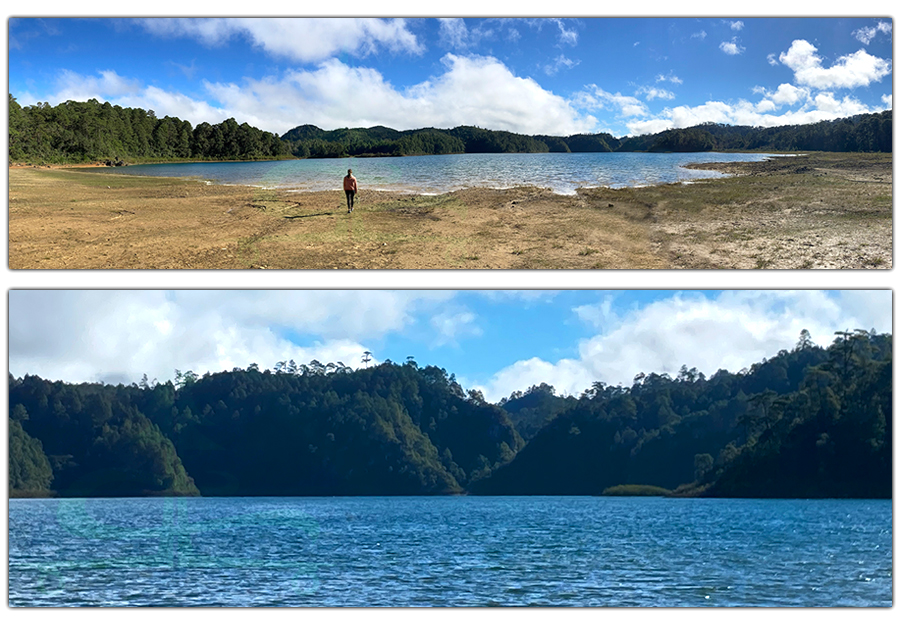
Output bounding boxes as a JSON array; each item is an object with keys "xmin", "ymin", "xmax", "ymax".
[
  {"xmin": 9, "ymin": 330, "xmax": 891, "ymax": 499},
  {"xmin": 8, "ymin": 94, "xmax": 291, "ymax": 164},
  {"xmin": 9, "ymin": 94, "xmax": 891, "ymax": 164},
  {"xmin": 282, "ymin": 110, "xmax": 892, "ymax": 157}
]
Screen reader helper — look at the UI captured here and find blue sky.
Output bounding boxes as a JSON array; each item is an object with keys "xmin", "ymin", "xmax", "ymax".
[
  {"xmin": 7, "ymin": 290, "xmax": 892, "ymax": 401},
  {"xmin": 8, "ymin": 17, "xmax": 892, "ymax": 137}
]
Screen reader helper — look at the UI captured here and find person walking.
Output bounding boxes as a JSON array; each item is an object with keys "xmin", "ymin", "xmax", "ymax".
[{"xmin": 343, "ymin": 169, "xmax": 358, "ymax": 213}]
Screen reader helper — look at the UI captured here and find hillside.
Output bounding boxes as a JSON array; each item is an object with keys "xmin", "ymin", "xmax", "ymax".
[{"xmin": 9, "ymin": 331, "xmax": 891, "ymax": 499}]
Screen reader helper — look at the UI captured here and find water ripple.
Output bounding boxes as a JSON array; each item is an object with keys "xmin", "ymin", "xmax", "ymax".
[
  {"xmin": 82, "ymin": 152, "xmax": 779, "ymax": 195},
  {"xmin": 9, "ymin": 496, "xmax": 892, "ymax": 607}
]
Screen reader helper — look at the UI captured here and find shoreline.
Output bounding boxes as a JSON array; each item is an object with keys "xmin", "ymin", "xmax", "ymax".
[
  {"xmin": 11, "ymin": 150, "xmax": 784, "ymax": 196},
  {"xmin": 8, "ymin": 152, "xmax": 891, "ymax": 269}
]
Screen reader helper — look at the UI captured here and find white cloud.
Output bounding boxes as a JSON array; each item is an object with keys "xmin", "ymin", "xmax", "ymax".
[
  {"xmin": 576, "ymin": 85, "xmax": 648, "ymax": 118},
  {"xmin": 206, "ymin": 54, "xmax": 598, "ymax": 135},
  {"xmin": 813, "ymin": 91, "xmax": 869, "ymax": 116},
  {"xmin": 430, "ymin": 311, "xmax": 483, "ymax": 347},
  {"xmin": 438, "ymin": 18, "xmax": 469, "ymax": 49},
  {"xmin": 883, "ymin": 94, "xmax": 893, "ymax": 108},
  {"xmin": 656, "ymin": 73, "xmax": 683, "ymax": 85},
  {"xmin": 638, "ymin": 86, "xmax": 676, "ymax": 101},
  {"xmin": 551, "ymin": 18, "xmax": 579, "ymax": 46},
  {"xmin": 719, "ymin": 39, "xmax": 745, "ymax": 55},
  {"xmin": 779, "ymin": 39, "xmax": 891, "ymax": 89},
  {"xmin": 7, "ymin": 291, "xmax": 454, "ymax": 385},
  {"xmin": 625, "ymin": 118, "xmax": 674, "ymax": 136},
  {"xmin": 767, "ymin": 53, "xmax": 779, "ymax": 66},
  {"xmin": 691, "ymin": 30, "xmax": 707, "ymax": 40},
  {"xmin": 136, "ymin": 17, "xmax": 423, "ymax": 63},
  {"xmin": 625, "ymin": 88, "xmax": 881, "ymax": 135},
  {"xmin": 729, "ymin": 21, "xmax": 744, "ymax": 31},
  {"xmin": 46, "ymin": 69, "xmax": 142, "ymax": 103},
  {"xmin": 853, "ymin": 20, "xmax": 892, "ymax": 45},
  {"xmin": 477, "ymin": 291, "xmax": 892, "ymax": 401},
  {"xmin": 543, "ymin": 54, "xmax": 579, "ymax": 76},
  {"xmin": 573, "ymin": 296, "xmax": 618, "ymax": 331},
  {"xmin": 9, "ymin": 291, "xmax": 892, "ymax": 403},
  {"xmin": 31, "ymin": 54, "xmax": 597, "ymax": 135},
  {"xmin": 769, "ymin": 82, "xmax": 809, "ymax": 105}
]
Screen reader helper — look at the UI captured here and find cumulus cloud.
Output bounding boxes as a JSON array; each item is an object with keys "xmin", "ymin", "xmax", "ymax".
[
  {"xmin": 853, "ymin": 20, "xmax": 892, "ymax": 45},
  {"xmin": 767, "ymin": 53, "xmax": 779, "ymax": 66},
  {"xmin": 779, "ymin": 39, "xmax": 891, "ymax": 89},
  {"xmin": 624, "ymin": 88, "xmax": 881, "ymax": 136},
  {"xmin": 625, "ymin": 118, "xmax": 674, "ymax": 136},
  {"xmin": 719, "ymin": 39, "xmax": 745, "ymax": 55},
  {"xmin": 883, "ymin": 94, "xmax": 893, "ymax": 108},
  {"xmin": 769, "ymin": 82, "xmax": 809, "ymax": 105},
  {"xmin": 7, "ymin": 291, "xmax": 455, "ymax": 385},
  {"xmin": 476, "ymin": 291, "xmax": 892, "ymax": 401},
  {"xmin": 45, "ymin": 69, "xmax": 142, "ymax": 103},
  {"xmin": 221, "ymin": 53, "xmax": 597, "ymax": 134},
  {"xmin": 136, "ymin": 17, "xmax": 423, "ymax": 62},
  {"xmin": 575, "ymin": 85, "xmax": 648, "ymax": 118},
  {"xmin": 729, "ymin": 21, "xmax": 745, "ymax": 31},
  {"xmin": 691, "ymin": 30, "xmax": 707, "ymax": 40},
  {"xmin": 31, "ymin": 53, "xmax": 597, "ymax": 135},
  {"xmin": 9, "ymin": 291, "xmax": 891, "ymax": 403}
]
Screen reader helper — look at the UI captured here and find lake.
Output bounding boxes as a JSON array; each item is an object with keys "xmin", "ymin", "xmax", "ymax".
[
  {"xmin": 8, "ymin": 496, "xmax": 891, "ymax": 607},
  {"xmin": 83, "ymin": 152, "xmax": 779, "ymax": 195}
]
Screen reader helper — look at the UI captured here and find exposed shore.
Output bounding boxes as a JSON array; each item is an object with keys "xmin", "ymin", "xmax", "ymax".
[{"xmin": 8, "ymin": 152, "xmax": 891, "ymax": 269}]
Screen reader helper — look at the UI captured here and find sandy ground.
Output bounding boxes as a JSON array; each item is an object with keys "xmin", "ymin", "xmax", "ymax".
[{"xmin": 7, "ymin": 152, "xmax": 892, "ymax": 269}]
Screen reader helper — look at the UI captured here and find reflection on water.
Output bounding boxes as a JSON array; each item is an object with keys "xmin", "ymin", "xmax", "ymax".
[
  {"xmin": 9, "ymin": 496, "xmax": 892, "ymax": 606},
  {"xmin": 83, "ymin": 152, "xmax": 778, "ymax": 195}
]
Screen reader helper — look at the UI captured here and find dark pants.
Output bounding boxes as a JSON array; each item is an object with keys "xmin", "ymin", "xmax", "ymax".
[{"xmin": 345, "ymin": 190, "xmax": 356, "ymax": 209}]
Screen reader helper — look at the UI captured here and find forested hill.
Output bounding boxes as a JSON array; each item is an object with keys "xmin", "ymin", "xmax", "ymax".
[
  {"xmin": 471, "ymin": 330, "xmax": 891, "ymax": 499},
  {"xmin": 8, "ymin": 94, "xmax": 291, "ymax": 164},
  {"xmin": 9, "ymin": 362, "xmax": 522, "ymax": 497},
  {"xmin": 9, "ymin": 331, "xmax": 892, "ymax": 499},
  {"xmin": 282, "ymin": 109, "xmax": 891, "ymax": 157},
  {"xmin": 9, "ymin": 93, "xmax": 890, "ymax": 165}
]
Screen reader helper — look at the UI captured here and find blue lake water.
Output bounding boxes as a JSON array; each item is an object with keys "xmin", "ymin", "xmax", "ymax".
[
  {"xmin": 8, "ymin": 496, "xmax": 891, "ymax": 607},
  {"xmin": 83, "ymin": 152, "xmax": 779, "ymax": 195}
]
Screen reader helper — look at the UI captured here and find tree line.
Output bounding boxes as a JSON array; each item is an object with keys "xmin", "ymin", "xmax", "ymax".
[
  {"xmin": 9, "ymin": 93, "xmax": 890, "ymax": 165},
  {"xmin": 478, "ymin": 329, "xmax": 890, "ymax": 498},
  {"xmin": 9, "ymin": 331, "xmax": 890, "ymax": 499},
  {"xmin": 8, "ymin": 94, "xmax": 291, "ymax": 164},
  {"xmin": 283, "ymin": 111, "xmax": 891, "ymax": 157}
]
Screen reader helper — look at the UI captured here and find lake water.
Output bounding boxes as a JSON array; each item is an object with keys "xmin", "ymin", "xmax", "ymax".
[
  {"xmin": 84, "ymin": 152, "xmax": 779, "ymax": 195},
  {"xmin": 8, "ymin": 496, "xmax": 891, "ymax": 607}
]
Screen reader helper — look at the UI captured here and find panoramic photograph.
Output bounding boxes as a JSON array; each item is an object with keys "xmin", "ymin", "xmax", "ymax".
[
  {"xmin": 7, "ymin": 17, "xmax": 893, "ymax": 269},
  {"xmin": 8, "ymin": 290, "xmax": 892, "ymax": 606}
]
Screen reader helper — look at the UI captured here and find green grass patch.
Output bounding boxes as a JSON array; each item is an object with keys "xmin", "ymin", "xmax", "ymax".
[{"xmin": 601, "ymin": 484, "xmax": 672, "ymax": 497}]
